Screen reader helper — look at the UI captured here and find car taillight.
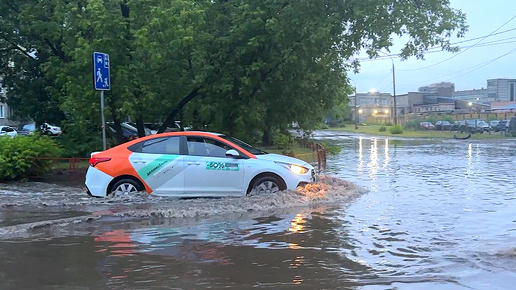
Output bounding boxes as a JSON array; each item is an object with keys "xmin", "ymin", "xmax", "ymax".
[{"xmin": 89, "ymin": 156, "xmax": 111, "ymax": 167}]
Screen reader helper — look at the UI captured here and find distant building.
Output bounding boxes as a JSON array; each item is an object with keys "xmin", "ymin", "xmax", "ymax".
[
  {"xmin": 0, "ymin": 86, "xmax": 14, "ymax": 126},
  {"xmin": 418, "ymin": 82, "xmax": 455, "ymax": 97},
  {"xmin": 355, "ymin": 90, "xmax": 392, "ymax": 118},
  {"xmin": 487, "ymin": 78, "xmax": 516, "ymax": 102},
  {"xmin": 453, "ymin": 78, "xmax": 516, "ymax": 103}
]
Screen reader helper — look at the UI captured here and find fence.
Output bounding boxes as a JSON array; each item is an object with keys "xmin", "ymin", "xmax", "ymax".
[
  {"xmin": 291, "ymin": 139, "xmax": 327, "ymax": 172},
  {"xmin": 32, "ymin": 157, "xmax": 90, "ymax": 183}
]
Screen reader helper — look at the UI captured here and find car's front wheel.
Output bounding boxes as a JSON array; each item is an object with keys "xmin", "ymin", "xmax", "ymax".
[
  {"xmin": 248, "ymin": 176, "xmax": 285, "ymax": 195},
  {"xmin": 109, "ymin": 178, "xmax": 143, "ymax": 197}
]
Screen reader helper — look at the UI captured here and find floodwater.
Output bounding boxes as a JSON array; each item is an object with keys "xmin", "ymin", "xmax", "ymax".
[{"xmin": 1, "ymin": 131, "xmax": 516, "ymax": 289}]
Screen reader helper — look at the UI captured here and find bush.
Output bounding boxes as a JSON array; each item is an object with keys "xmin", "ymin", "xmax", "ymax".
[
  {"xmin": 0, "ymin": 135, "xmax": 61, "ymax": 180},
  {"xmin": 379, "ymin": 126, "xmax": 387, "ymax": 132},
  {"xmin": 389, "ymin": 124, "xmax": 404, "ymax": 134},
  {"xmin": 320, "ymin": 141, "xmax": 341, "ymax": 155},
  {"xmin": 272, "ymin": 132, "xmax": 294, "ymax": 150}
]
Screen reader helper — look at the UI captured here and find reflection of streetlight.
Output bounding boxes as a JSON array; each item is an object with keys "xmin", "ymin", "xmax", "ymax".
[
  {"xmin": 384, "ymin": 109, "xmax": 389, "ymax": 114},
  {"xmin": 468, "ymin": 102, "xmax": 473, "ymax": 106},
  {"xmin": 373, "ymin": 109, "xmax": 378, "ymax": 115},
  {"xmin": 358, "ymin": 109, "xmax": 363, "ymax": 114}
]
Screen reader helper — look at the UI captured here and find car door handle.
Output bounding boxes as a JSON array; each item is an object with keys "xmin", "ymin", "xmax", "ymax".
[{"xmin": 187, "ymin": 162, "xmax": 200, "ymax": 165}]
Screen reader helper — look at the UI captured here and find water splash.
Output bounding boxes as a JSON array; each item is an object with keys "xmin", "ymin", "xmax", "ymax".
[{"xmin": 116, "ymin": 175, "xmax": 367, "ymax": 218}]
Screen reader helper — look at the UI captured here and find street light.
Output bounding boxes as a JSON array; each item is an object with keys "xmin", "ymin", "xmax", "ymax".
[{"xmin": 379, "ymin": 51, "xmax": 397, "ymax": 125}]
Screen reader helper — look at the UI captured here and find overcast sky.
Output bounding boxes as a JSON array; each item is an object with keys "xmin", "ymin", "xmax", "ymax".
[{"xmin": 351, "ymin": 0, "xmax": 516, "ymax": 95}]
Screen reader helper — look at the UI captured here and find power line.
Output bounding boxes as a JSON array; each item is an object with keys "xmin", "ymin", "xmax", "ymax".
[
  {"xmin": 352, "ymin": 27, "xmax": 516, "ymax": 63},
  {"xmin": 449, "ymin": 27, "xmax": 516, "ymax": 45},
  {"xmin": 445, "ymin": 47, "xmax": 516, "ymax": 81},
  {"xmin": 399, "ymin": 13, "xmax": 516, "ymax": 71},
  {"xmin": 397, "ymin": 46, "xmax": 516, "ymax": 88},
  {"xmin": 354, "ymin": 36, "xmax": 516, "ymax": 63}
]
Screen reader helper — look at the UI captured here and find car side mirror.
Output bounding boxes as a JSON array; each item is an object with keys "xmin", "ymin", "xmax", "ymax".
[{"xmin": 225, "ymin": 149, "xmax": 241, "ymax": 158}]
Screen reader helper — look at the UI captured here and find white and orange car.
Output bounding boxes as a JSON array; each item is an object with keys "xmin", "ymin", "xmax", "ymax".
[{"xmin": 85, "ymin": 131, "xmax": 315, "ymax": 198}]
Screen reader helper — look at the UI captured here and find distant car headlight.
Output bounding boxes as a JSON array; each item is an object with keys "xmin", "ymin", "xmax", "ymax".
[{"xmin": 275, "ymin": 162, "xmax": 309, "ymax": 174}]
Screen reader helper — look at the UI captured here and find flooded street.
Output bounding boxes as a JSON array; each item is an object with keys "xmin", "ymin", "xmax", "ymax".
[{"xmin": 2, "ymin": 132, "xmax": 516, "ymax": 289}]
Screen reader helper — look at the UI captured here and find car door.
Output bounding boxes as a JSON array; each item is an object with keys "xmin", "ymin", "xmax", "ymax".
[
  {"xmin": 183, "ymin": 136, "xmax": 245, "ymax": 196},
  {"xmin": 128, "ymin": 136, "xmax": 185, "ymax": 195}
]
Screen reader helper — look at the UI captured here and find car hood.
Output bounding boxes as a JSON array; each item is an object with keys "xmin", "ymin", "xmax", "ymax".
[{"xmin": 255, "ymin": 153, "xmax": 313, "ymax": 169}]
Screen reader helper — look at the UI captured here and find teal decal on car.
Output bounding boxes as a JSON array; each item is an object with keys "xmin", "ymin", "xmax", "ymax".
[
  {"xmin": 138, "ymin": 155, "xmax": 178, "ymax": 180},
  {"xmin": 206, "ymin": 161, "xmax": 239, "ymax": 171}
]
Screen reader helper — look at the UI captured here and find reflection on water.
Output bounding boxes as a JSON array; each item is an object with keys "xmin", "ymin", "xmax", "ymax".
[{"xmin": 2, "ymin": 134, "xmax": 516, "ymax": 289}]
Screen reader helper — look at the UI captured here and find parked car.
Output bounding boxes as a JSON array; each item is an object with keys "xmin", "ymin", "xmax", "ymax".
[
  {"xmin": 17, "ymin": 123, "xmax": 36, "ymax": 136},
  {"xmin": 494, "ymin": 120, "xmax": 509, "ymax": 132},
  {"xmin": 0, "ymin": 126, "xmax": 17, "ymax": 138},
  {"xmin": 452, "ymin": 120, "xmax": 464, "ymax": 131},
  {"xmin": 459, "ymin": 119, "xmax": 490, "ymax": 134},
  {"xmin": 143, "ymin": 122, "xmax": 183, "ymax": 133},
  {"xmin": 40, "ymin": 122, "xmax": 62, "ymax": 136},
  {"xmin": 419, "ymin": 122, "xmax": 435, "ymax": 130},
  {"xmin": 85, "ymin": 131, "xmax": 315, "ymax": 198},
  {"xmin": 489, "ymin": 120, "xmax": 500, "ymax": 129},
  {"xmin": 435, "ymin": 121, "xmax": 452, "ymax": 131},
  {"xmin": 107, "ymin": 122, "xmax": 152, "ymax": 142}
]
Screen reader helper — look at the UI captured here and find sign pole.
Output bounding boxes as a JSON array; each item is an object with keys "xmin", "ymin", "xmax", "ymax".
[
  {"xmin": 100, "ymin": 90, "xmax": 107, "ymax": 150},
  {"xmin": 93, "ymin": 51, "xmax": 110, "ymax": 151}
]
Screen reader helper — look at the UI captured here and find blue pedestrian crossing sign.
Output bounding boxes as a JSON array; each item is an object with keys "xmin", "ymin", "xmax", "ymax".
[{"xmin": 93, "ymin": 52, "xmax": 110, "ymax": 90}]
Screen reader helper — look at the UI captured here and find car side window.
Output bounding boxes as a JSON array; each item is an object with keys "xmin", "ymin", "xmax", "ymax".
[
  {"xmin": 187, "ymin": 137, "xmax": 232, "ymax": 157},
  {"xmin": 141, "ymin": 137, "xmax": 180, "ymax": 155}
]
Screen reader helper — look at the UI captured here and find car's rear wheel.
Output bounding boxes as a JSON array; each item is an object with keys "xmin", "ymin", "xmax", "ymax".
[
  {"xmin": 109, "ymin": 179, "xmax": 143, "ymax": 197},
  {"xmin": 249, "ymin": 176, "xmax": 285, "ymax": 195}
]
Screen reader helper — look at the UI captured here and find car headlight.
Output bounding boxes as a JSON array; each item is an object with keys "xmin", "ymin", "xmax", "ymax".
[{"xmin": 275, "ymin": 162, "xmax": 309, "ymax": 174}]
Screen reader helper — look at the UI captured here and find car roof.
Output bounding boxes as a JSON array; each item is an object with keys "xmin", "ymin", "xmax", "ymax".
[{"xmin": 105, "ymin": 131, "xmax": 256, "ymax": 159}]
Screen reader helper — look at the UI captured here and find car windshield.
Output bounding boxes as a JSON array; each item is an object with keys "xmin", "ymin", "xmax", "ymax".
[
  {"xmin": 23, "ymin": 124, "xmax": 35, "ymax": 131},
  {"xmin": 220, "ymin": 135, "xmax": 268, "ymax": 155}
]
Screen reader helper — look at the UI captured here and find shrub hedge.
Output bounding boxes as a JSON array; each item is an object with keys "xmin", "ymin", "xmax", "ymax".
[{"xmin": 0, "ymin": 135, "xmax": 61, "ymax": 181}]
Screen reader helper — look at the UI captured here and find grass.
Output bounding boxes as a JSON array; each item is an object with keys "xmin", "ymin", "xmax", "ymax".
[{"xmin": 331, "ymin": 124, "xmax": 513, "ymax": 140}]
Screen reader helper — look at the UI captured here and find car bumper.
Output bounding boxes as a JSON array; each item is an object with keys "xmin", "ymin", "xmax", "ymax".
[
  {"xmin": 282, "ymin": 168, "xmax": 315, "ymax": 190},
  {"xmin": 85, "ymin": 167, "xmax": 113, "ymax": 197}
]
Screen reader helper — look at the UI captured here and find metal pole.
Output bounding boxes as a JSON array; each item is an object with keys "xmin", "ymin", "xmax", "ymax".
[
  {"xmin": 354, "ymin": 90, "xmax": 358, "ymax": 129},
  {"xmin": 392, "ymin": 61, "xmax": 397, "ymax": 125},
  {"xmin": 100, "ymin": 90, "xmax": 106, "ymax": 150}
]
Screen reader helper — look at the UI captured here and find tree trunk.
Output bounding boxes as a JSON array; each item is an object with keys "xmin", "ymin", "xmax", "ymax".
[
  {"xmin": 158, "ymin": 87, "xmax": 200, "ymax": 133},
  {"xmin": 135, "ymin": 114, "xmax": 145, "ymax": 137}
]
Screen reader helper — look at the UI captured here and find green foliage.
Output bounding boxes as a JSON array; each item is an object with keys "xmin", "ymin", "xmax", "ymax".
[
  {"xmin": 390, "ymin": 125, "xmax": 404, "ymax": 134},
  {"xmin": 56, "ymin": 120, "xmax": 103, "ymax": 157},
  {"xmin": 379, "ymin": 126, "xmax": 387, "ymax": 132},
  {"xmin": 272, "ymin": 132, "xmax": 294, "ymax": 150},
  {"xmin": 0, "ymin": 0, "xmax": 467, "ymax": 151},
  {"xmin": 320, "ymin": 142, "xmax": 341, "ymax": 156},
  {"xmin": 0, "ymin": 136, "xmax": 61, "ymax": 181}
]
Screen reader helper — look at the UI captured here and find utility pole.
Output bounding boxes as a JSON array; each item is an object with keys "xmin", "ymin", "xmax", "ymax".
[
  {"xmin": 350, "ymin": 79, "xmax": 358, "ymax": 129},
  {"xmin": 380, "ymin": 51, "xmax": 398, "ymax": 125},
  {"xmin": 392, "ymin": 61, "xmax": 397, "ymax": 125},
  {"xmin": 354, "ymin": 90, "xmax": 358, "ymax": 129}
]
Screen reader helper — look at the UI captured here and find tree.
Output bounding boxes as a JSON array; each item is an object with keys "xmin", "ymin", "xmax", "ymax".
[{"xmin": 1, "ymin": 0, "xmax": 467, "ymax": 150}]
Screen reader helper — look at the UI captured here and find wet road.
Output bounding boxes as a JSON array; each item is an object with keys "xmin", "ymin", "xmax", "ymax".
[{"xmin": 1, "ymin": 132, "xmax": 516, "ymax": 289}]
